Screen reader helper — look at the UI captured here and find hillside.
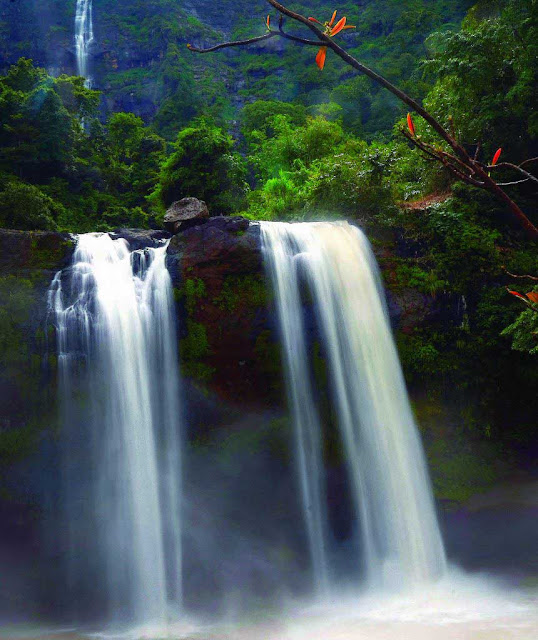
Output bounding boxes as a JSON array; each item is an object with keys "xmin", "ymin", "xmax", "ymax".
[{"xmin": 0, "ymin": 0, "xmax": 473, "ymax": 138}]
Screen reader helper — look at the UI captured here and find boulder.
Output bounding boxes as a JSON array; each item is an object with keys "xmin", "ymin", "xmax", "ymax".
[{"xmin": 164, "ymin": 198, "xmax": 209, "ymax": 234}]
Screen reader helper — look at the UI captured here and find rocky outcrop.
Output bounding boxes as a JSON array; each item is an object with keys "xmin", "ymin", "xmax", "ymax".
[
  {"xmin": 166, "ymin": 216, "xmax": 283, "ymax": 407},
  {"xmin": 164, "ymin": 198, "xmax": 210, "ymax": 234},
  {"xmin": 0, "ymin": 229, "xmax": 75, "ymax": 274}
]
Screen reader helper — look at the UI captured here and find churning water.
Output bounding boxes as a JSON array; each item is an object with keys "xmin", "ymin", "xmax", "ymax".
[
  {"xmin": 75, "ymin": 0, "xmax": 94, "ymax": 86},
  {"xmin": 48, "ymin": 233, "xmax": 183, "ymax": 629},
  {"xmin": 261, "ymin": 221, "xmax": 446, "ymax": 594}
]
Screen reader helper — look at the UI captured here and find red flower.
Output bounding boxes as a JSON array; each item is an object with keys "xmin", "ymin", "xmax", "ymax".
[
  {"xmin": 526, "ymin": 292, "xmax": 538, "ymax": 304},
  {"xmin": 508, "ymin": 290, "xmax": 527, "ymax": 301}
]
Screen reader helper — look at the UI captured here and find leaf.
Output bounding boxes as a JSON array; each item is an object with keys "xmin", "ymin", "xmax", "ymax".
[
  {"xmin": 331, "ymin": 17, "xmax": 347, "ymax": 36},
  {"xmin": 316, "ymin": 46, "xmax": 327, "ymax": 70},
  {"xmin": 407, "ymin": 113, "xmax": 416, "ymax": 136}
]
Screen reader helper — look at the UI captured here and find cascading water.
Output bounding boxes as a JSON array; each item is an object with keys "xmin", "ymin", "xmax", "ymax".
[
  {"xmin": 48, "ymin": 233, "xmax": 183, "ymax": 628},
  {"xmin": 261, "ymin": 221, "xmax": 446, "ymax": 594},
  {"xmin": 75, "ymin": 0, "xmax": 94, "ymax": 87}
]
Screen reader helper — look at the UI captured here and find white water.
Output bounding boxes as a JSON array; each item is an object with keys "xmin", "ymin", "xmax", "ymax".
[
  {"xmin": 48, "ymin": 233, "xmax": 183, "ymax": 628},
  {"xmin": 75, "ymin": 0, "xmax": 94, "ymax": 86},
  {"xmin": 261, "ymin": 221, "xmax": 446, "ymax": 594}
]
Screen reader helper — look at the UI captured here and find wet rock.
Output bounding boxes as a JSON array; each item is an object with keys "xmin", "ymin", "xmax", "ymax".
[
  {"xmin": 110, "ymin": 228, "xmax": 171, "ymax": 250},
  {"xmin": 164, "ymin": 197, "xmax": 209, "ymax": 234},
  {"xmin": 166, "ymin": 216, "xmax": 279, "ymax": 408}
]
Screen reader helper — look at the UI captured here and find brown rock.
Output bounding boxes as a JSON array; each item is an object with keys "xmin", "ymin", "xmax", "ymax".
[{"xmin": 163, "ymin": 197, "xmax": 209, "ymax": 234}]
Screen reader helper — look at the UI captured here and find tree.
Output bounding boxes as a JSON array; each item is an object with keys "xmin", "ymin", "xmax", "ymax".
[
  {"xmin": 188, "ymin": 1, "xmax": 538, "ymax": 239},
  {"xmin": 150, "ymin": 118, "xmax": 248, "ymax": 214}
]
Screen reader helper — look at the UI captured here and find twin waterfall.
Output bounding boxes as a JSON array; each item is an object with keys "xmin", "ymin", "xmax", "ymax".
[
  {"xmin": 261, "ymin": 221, "xmax": 446, "ymax": 593},
  {"xmin": 49, "ymin": 223, "xmax": 445, "ymax": 628},
  {"xmin": 75, "ymin": 0, "xmax": 94, "ymax": 86},
  {"xmin": 49, "ymin": 234, "xmax": 183, "ymax": 627}
]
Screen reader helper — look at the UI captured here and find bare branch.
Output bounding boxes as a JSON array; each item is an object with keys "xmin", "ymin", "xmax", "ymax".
[
  {"xmin": 497, "ymin": 179, "xmax": 531, "ymax": 187},
  {"xmin": 489, "ymin": 162, "xmax": 538, "ymax": 187},
  {"xmin": 187, "ymin": 33, "xmax": 277, "ymax": 53},
  {"xmin": 503, "ymin": 269, "xmax": 538, "ymax": 281}
]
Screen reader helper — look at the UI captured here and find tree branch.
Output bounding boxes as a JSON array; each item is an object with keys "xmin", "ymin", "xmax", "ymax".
[
  {"xmin": 490, "ymin": 162, "xmax": 538, "ymax": 187},
  {"xmin": 503, "ymin": 268, "xmax": 538, "ymax": 281},
  {"xmin": 187, "ymin": 33, "xmax": 278, "ymax": 53}
]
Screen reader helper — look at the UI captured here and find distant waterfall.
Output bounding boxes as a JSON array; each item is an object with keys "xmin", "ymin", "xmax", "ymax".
[
  {"xmin": 75, "ymin": 0, "xmax": 94, "ymax": 86},
  {"xmin": 261, "ymin": 221, "xmax": 446, "ymax": 594},
  {"xmin": 49, "ymin": 234, "xmax": 183, "ymax": 627}
]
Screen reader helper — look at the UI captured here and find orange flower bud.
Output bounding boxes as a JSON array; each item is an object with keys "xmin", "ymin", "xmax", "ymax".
[{"xmin": 492, "ymin": 148, "xmax": 502, "ymax": 166}]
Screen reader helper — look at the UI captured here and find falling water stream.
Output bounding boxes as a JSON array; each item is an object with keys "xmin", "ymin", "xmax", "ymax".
[
  {"xmin": 261, "ymin": 221, "xmax": 446, "ymax": 594},
  {"xmin": 48, "ymin": 233, "xmax": 183, "ymax": 630},
  {"xmin": 75, "ymin": 0, "xmax": 94, "ymax": 86}
]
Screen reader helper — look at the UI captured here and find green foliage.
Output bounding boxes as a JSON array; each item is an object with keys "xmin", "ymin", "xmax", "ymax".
[
  {"xmin": 245, "ymin": 116, "xmax": 397, "ymax": 220},
  {"xmin": 394, "ymin": 263, "xmax": 447, "ymax": 297},
  {"xmin": 424, "ymin": 0, "xmax": 538, "ymax": 158},
  {"xmin": 241, "ymin": 100, "xmax": 307, "ymax": 143},
  {"xmin": 0, "ymin": 178, "xmax": 63, "ymax": 231},
  {"xmin": 151, "ymin": 118, "xmax": 248, "ymax": 214},
  {"xmin": 502, "ymin": 291, "xmax": 538, "ymax": 355}
]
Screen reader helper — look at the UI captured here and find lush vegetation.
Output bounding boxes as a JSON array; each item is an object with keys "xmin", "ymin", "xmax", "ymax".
[{"xmin": 0, "ymin": 0, "xmax": 537, "ymax": 472}]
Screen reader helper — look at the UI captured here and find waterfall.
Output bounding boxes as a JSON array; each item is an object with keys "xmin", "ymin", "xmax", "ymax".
[
  {"xmin": 261, "ymin": 221, "xmax": 446, "ymax": 594},
  {"xmin": 48, "ymin": 233, "xmax": 183, "ymax": 627},
  {"xmin": 75, "ymin": 0, "xmax": 94, "ymax": 87}
]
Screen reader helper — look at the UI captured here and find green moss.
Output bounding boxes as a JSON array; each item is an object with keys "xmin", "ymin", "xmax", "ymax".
[
  {"xmin": 176, "ymin": 277, "xmax": 207, "ymax": 315},
  {"xmin": 0, "ymin": 276, "xmax": 34, "ymax": 371},
  {"xmin": 0, "ymin": 424, "xmax": 38, "ymax": 466},
  {"xmin": 428, "ymin": 440, "xmax": 498, "ymax": 504},
  {"xmin": 179, "ymin": 319, "xmax": 215, "ymax": 382},
  {"xmin": 213, "ymin": 415, "xmax": 291, "ymax": 472},
  {"xmin": 213, "ymin": 274, "xmax": 267, "ymax": 313},
  {"xmin": 28, "ymin": 234, "xmax": 72, "ymax": 271},
  {"xmin": 254, "ymin": 329, "xmax": 282, "ymax": 387}
]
